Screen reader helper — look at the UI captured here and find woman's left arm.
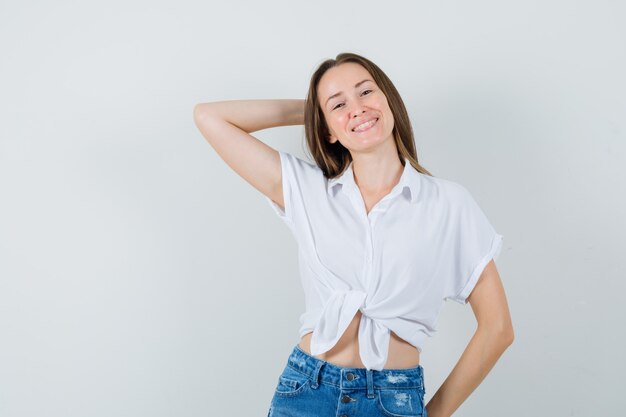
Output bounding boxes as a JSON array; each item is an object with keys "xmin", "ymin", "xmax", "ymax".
[{"xmin": 425, "ymin": 260, "xmax": 514, "ymax": 417}]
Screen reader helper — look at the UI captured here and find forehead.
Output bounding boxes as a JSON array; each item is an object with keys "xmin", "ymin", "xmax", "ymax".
[{"xmin": 318, "ymin": 63, "xmax": 374, "ymax": 99}]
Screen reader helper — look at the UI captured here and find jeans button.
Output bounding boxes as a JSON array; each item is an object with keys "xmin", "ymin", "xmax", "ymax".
[
  {"xmin": 346, "ymin": 372, "xmax": 355, "ymax": 381},
  {"xmin": 341, "ymin": 395, "xmax": 352, "ymax": 403}
]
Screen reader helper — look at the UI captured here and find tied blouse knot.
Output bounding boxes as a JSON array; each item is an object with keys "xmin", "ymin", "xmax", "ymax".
[{"xmin": 265, "ymin": 151, "xmax": 503, "ymax": 371}]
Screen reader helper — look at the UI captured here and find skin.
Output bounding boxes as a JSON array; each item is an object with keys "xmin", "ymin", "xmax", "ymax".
[
  {"xmin": 319, "ymin": 62, "xmax": 404, "ymax": 200},
  {"xmin": 193, "ymin": 63, "xmax": 514, "ymax": 416},
  {"xmin": 303, "ymin": 62, "xmax": 515, "ymax": 417},
  {"xmin": 298, "ymin": 62, "xmax": 422, "ymax": 369},
  {"xmin": 424, "ymin": 259, "xmax": 514, "ymax": 417}
]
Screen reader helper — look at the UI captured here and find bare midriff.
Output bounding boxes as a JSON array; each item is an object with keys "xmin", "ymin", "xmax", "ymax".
[{"xmin": 298, "ymin": 310, "xmax": 420, "ymax": 369}]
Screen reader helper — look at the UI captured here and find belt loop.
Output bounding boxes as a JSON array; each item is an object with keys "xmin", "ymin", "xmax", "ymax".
[
  {"xmin": 366, "ymin": 369, "xmax": 375, "ymax": 398},
  {"xmin": 310, "ymin": 360, "xmax": 324, "ymax": 389}
]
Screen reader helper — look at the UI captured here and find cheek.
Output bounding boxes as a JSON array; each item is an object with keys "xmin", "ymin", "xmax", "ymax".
[
  {"xmin": 329, "ymin": 114, "xmax": 348, "ymax": 130},
  {"xmin": 339, "ymin": 112, "xmax": 352, "ymax": 125},
  {"xmin": 383, "ymin": 105, "xmax": 394, "ymax": 124}
]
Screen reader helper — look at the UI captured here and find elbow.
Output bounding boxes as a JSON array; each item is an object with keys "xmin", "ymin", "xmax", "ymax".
[
  {"xmin": 193, "ymin": 103, "xmax": 210, "ymax": 122},
  {"xmin": 492, "ymin": 326, "xmax": 514, "ymax": 351},
  {"xmin": 502, "ymin": 326, "xmax": 514, "ymax": 347},
  {"xmin": 193, "ymin": 102, "xmax": 221, "ymax": 123},
  {"xmin": 498, "ymin": 319, "xmax": 515, "ymax": 347},
  {"xmin": 193, "ymin": 104, "xmax": 223, "ymax": 134},
  {"xmin": 478, "ymin": 321, "xmax": 514, "ymax": 348}
]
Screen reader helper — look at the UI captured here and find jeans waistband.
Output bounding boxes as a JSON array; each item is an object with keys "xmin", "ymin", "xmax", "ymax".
[{"xmin": 286, "ymin": 344, "xmax": 424, "ymax": 390}]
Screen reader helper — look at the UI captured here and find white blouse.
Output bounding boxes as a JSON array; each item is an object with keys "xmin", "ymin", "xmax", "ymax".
[{"xmin": 265, "ymin": 150, "xmax": 504, "ymax": 371}]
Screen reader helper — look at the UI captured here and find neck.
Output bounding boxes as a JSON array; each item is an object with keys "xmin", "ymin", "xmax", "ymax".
[{"xmin": 351, "ymin": 152, "xmax": 404, "ymax": 195}]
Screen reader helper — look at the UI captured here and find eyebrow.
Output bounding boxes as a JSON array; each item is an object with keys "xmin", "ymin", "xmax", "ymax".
[{"xmin": 324, "ymin": 79, "xmax": 373, "ymax": 107}]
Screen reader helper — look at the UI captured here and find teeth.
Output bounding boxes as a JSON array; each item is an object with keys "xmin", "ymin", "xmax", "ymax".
[{"xmin": 354, "ymin": 118, "xmax": 377, "ymax": 132}]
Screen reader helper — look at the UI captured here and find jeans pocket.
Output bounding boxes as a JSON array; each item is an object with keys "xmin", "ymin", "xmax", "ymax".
[
  {"xmin": 376, "ymin": 387, "xmax": 425, "ymax": 417},
  {"xmin": 273, "ymin": 365, "xmax": 312, "ymax": 398}
]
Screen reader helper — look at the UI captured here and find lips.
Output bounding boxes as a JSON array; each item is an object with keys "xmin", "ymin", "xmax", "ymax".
[{"xmin": 352, "ymin": 117, "xmax": 379, "ymax": 132}]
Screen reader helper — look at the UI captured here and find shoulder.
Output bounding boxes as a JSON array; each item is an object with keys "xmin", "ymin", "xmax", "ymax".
[
  {"xmin": 278, "ymin": 150, "xmax": 326, "ymax": 187},
  {"xmin": 417, "ymin": 173, "xmax": 472, "ymax": 208},
  {"xmin": 279, "ymin": 150, "xmax": 320, "ymax": 173}
]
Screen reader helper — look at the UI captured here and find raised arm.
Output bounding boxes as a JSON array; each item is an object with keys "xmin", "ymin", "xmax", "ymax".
[{"xmin": 192, "ymin": 99, "xmax": 304, "ymax": 211}]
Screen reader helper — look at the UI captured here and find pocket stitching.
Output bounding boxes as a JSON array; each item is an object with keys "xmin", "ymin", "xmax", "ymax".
[
  {"xmin": 273, "ymin": 367, "xmax": 312, "ymax": 398},
  {"xmin": 376, "ymin": 387, "xmax": 424, "ymax": 417},
  {"xmin": 274, "ymin": 377, "xmax": 311, "ymax": 398}
]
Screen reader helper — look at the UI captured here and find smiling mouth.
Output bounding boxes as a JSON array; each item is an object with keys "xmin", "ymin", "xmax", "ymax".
[{"xmin": 352, "ymin": 118, "xmax": 379, "ymax": 132}]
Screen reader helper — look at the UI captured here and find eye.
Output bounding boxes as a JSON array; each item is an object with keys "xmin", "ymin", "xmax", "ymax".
[{"xmin": 331, "ymin": 90, "xmax": 373, "ymax": 110}]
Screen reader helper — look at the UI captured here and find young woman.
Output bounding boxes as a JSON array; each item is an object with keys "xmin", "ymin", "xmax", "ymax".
[{"xmin": 193, "ymin": 52, "xmax": 514, "ymax": 417}]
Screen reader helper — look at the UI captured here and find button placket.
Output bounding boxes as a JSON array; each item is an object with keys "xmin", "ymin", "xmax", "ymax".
[
  {"xmin": 338, "ymin": 371, "xmax": 358, "ymax": 414},
  {"xmin": 363, "ymin": 225, "xmax": 374, "ymax": 290},
  {"xmin": 365, "ymin": 226, "xmax": 373, "ymax": 264}
]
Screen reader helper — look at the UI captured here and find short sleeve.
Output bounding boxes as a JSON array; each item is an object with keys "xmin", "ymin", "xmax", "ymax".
[
  {"xmin": 264, "ymin": 150, "xmax": 294, "ymax": 225},
  {"xmin": 445, "ymin": 186, "xmax": 504, "ymax": 304}
]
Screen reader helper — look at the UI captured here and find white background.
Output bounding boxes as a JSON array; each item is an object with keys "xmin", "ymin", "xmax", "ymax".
[{"xmin": 1, "ymin": 0, "xmax": 624, "ymax": 416}]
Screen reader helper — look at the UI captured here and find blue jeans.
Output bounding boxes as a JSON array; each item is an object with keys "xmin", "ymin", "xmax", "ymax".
[{"xmin": 268, "ymin": 344, "xmax": 428, "ymax": 417}]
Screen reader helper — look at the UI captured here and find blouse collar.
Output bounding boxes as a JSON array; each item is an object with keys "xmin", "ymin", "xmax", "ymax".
[{"xmin": 326, "ymin": 157, "xmax": 420, "ymax": 203}]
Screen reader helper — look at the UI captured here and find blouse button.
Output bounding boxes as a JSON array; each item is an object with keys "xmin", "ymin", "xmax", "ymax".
[{"xmin": 346, "ymin": 372, "xmax": 355, "ymax": 381}]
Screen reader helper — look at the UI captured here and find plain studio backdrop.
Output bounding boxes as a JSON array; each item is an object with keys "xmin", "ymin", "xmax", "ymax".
[{"xmin": 1, "ymin": 1, "xmax": 624, "ymax": 416}]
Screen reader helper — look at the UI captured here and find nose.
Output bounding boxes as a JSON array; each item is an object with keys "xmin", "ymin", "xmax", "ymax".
[{"xmin": 351, "ymin": 106, "xmax": 365, "ymax": 118}]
